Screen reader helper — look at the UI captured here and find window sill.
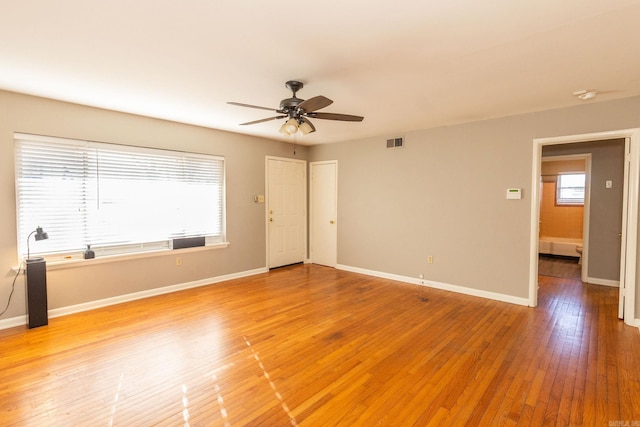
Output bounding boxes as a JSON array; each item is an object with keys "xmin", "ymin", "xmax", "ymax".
[{"xmin": 13, "ymin": 242, "xmax": 230, "ymax": 272}]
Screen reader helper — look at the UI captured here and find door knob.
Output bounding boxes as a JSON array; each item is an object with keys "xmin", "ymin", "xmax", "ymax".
[
  {"xmin": 329, "ymin": 220, "xmax": 335, "ymax": 224},
  {"xmin": 270, "ymin": 218, "xmax": 273, "ymax": 222}
]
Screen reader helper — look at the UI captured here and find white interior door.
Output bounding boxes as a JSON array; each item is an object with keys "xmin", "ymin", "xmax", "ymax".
[
  {"xmin": 267, "ymin": 157, "xmax": 306, "ymax": 269},
  {"xmin": 310, "ymin": 161, "xmax": 338, "ymax": 267},
  {"xmin": 618, "ymin": 137, "xmax": 631, "ymax": 319}
]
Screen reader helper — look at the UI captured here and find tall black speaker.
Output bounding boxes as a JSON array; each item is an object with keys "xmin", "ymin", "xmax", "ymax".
[{"xmin": 25, "ymin": 257, "xmax": 48, "ymax": 328}]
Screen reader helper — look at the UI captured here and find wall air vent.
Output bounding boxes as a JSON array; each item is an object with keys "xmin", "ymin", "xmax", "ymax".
[{"xmin": 386, "ymin": 137, "xmax": 404, "ymax": 149}]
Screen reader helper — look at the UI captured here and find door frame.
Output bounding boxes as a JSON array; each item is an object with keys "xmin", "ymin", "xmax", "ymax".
[
  {"xmin": 265, "ymin": 156, "xmax": 307, "ymax": 269},
  {"xmin": 310, "ymin": 160, "xmax": 338, "ymax": 267},
  {"xmin": 529, "ymin": 128, "xmax": 639, "ymax": 327}
]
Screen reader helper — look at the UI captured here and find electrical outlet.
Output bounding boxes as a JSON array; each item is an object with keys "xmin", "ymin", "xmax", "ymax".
[
  {"xmin": 176, "ymin": 257, "xmax": 182, "ymax": 266},
  {"xmin": 419, "ymin": 273, "xmax": 424, "ymax": 279},
  {"xmin": 428, "ymin": 256, "xmax": 433, "ymax": 264}
]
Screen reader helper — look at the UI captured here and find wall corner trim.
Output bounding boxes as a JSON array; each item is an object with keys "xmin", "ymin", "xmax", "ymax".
[{"xmin": 336, "ymin": 264, "xmax": 529, "ymax": 307}]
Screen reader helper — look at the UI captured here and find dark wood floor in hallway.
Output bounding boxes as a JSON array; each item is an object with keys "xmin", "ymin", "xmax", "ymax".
[{"xmin": 0, "ymin": 264, "xmax": 638, "ymax": 426}]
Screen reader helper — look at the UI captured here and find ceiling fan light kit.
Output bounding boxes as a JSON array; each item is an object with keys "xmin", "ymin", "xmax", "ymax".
[
  {"xmin": 279, "ymin": 118, "xmax": 299, "ymax": 136},
  {"xmin": 298, "ymin": 118, "xmax": 315, "ymax": 135},
  {"xmin": 228, "ymin": 80, "xmax": 364, "ymax": 137}
]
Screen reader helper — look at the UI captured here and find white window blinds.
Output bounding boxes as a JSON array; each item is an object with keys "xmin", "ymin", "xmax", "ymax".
[
  {"xmin": 556, "ymin": 172, "xmax": 586, "ymax": 205},
  {"xmin": 15, "ymin": 133, "xmax": 225, "ymax": 259}
]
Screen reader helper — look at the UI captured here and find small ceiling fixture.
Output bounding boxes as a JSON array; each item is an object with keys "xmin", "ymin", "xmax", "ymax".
[
  {"xmin": 228, "ymin": 80, "xmax": 364, "ymax": 137},
  {"xmin": 573, "ymin": 89, "xmax": 597, "ymax": 100}
]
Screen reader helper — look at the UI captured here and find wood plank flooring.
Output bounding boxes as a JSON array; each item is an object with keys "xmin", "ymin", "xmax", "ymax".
[{"xmin": 0, "ymin": 264, "xmax": 639, "ymax": 426}]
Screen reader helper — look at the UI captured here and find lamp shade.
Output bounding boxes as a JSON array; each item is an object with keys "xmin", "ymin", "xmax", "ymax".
[
  {"xmin": 279, "ymin": 122, "xmax": 290, "ymax": 136},
  {"xmin": 34, "ymin": 226, "xmax": 48, "ymax": 241},
  {"xmin": 284, "ymin": 118, "xmax": 298, "ymax": 134},
  {"xmin": 27, "ymin": 226, "xmax": 49, "ymax": 261},
  {"xmin": 279, "ymin": 118, "xmax": 299, "ymax": 136},
  {"xmin": 299, "ymin": 118, "xmax": 316, "ymax": 135}
]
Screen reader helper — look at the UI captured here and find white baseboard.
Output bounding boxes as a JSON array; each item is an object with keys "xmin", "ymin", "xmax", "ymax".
[
  {"xmin": 0, "ymin": 315, "xmax": 28, "ymax": 330},
  {"xmin": 586, "ymin": 277, "xmax": 620, "ymax": 287},
  {"xmin": 336, "ymin": 264, "xmax": 529, "ymax": 307},
  {"xmin": 0, "ymin": 267, "xmax": 268, "ymax": 331},
  {"xmin": 1, "ymin": 265, "xmax": 628, "ymax": 331}
]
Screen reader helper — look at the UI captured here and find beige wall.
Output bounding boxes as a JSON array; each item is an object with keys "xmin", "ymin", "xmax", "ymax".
[
  {"xmin": 2, "ymin": 90, "xmax": 639, "ymax": 324},
  {"xmin": 0, "ymin": 90, "xmax": 307, "ymax": 320},
  {"xmin": 308, "ymin": 96, "xmax": 640, "ymax": 318},
  {"xmin": 541, "ymin": 159, "xmax": 586, "ymax": 176}
]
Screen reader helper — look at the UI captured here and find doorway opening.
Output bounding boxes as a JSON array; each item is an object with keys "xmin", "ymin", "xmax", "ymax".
[
  {"xmin": 530, "ymin": 129, "xmax": 640, "ymax": 326},
  {"xmin": 538, "ymin": 154, "xmax": 590, "ymax": 283}
]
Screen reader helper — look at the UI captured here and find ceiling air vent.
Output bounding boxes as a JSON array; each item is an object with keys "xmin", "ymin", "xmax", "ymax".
[{"xmin": 386, "ymin": 137, "xmax": 404, "ymax": 149}]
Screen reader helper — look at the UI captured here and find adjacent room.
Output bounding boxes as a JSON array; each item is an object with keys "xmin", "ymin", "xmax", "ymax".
[{"xmin": 1, "ymin": 1, "xmax": 640, "ymax": 425}]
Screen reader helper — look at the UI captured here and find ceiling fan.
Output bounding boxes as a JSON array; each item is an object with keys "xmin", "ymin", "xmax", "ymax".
[{"xmin": 227, "ymin": 80, "xmax": 364, "ymax": 136}]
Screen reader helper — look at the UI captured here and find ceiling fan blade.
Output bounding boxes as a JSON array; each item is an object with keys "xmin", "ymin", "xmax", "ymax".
[
  {"xmin": 310, "ymin": 112, "xmax": 364, "ymax": 122},
  {"xmin": 240, "ymin": 115, "xmax": 286, "ymax": 125},
  {"xmin": 297, "ymin": 96, "xmax": 333, "ymax": 113},
  {"xmin": 227, "ymin": 101, "xmax": 278, "ymax": 112}
]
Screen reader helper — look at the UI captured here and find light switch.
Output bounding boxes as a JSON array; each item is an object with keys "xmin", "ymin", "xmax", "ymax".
[{"xmin": 605, "ymin": 180, "xmax": 613, "ymax": 189}]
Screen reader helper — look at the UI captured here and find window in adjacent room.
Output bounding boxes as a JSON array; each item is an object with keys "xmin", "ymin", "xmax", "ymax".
[
  {"xmin": 556, "ymin": 172, "xmax": 586, "ymax": 206},
  {"xmin": 14, "ymin": 133, "xmax": 225, "ymax": 260}
]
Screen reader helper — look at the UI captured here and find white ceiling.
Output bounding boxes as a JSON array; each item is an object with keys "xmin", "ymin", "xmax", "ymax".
[{"xmin": 1, "ymin": 1, "xmax": 639, "ymax": 145}]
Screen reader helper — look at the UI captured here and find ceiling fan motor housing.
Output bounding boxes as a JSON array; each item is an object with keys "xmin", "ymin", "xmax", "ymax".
[
  {"xmin": 279, "ymin": 97, "xmax": 303, "ymax": 111},
  {"xmin": 280, "ymin": 80, "xmax": 305, "ymax": 112}
]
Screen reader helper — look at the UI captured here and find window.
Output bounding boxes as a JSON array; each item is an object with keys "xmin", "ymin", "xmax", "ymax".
[
  {"xmin": 15, "ymin": 133, "xmax": 225, "ymax": 260},
  {"xmin": 556, "ymin": 172, "xmax": 585, "ymax": 205}
]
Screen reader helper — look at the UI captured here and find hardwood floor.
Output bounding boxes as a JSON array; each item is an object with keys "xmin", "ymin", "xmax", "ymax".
[{"xmin": 0, "ymin": 264, "xmax": 638, "ymax": 426}]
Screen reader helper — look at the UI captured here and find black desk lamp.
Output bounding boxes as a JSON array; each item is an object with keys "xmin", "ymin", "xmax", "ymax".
[
  {"xmin": 27, "ymin": 226, "xmax": 48, "ymax": 260},
  {"xmin": 25, "ymin": 226, "xmax": 49, "ymax": 328}
]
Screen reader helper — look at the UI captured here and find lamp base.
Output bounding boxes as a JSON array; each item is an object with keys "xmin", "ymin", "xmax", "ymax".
[{"xmin": 25, "ymin": 258, "xmax": 48, "ymax": 328}]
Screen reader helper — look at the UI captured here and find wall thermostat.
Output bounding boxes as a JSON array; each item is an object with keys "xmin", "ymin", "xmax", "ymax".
[{"xmin": 506, "ymin": 188, "xmax": 522, "ymax": 199}]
